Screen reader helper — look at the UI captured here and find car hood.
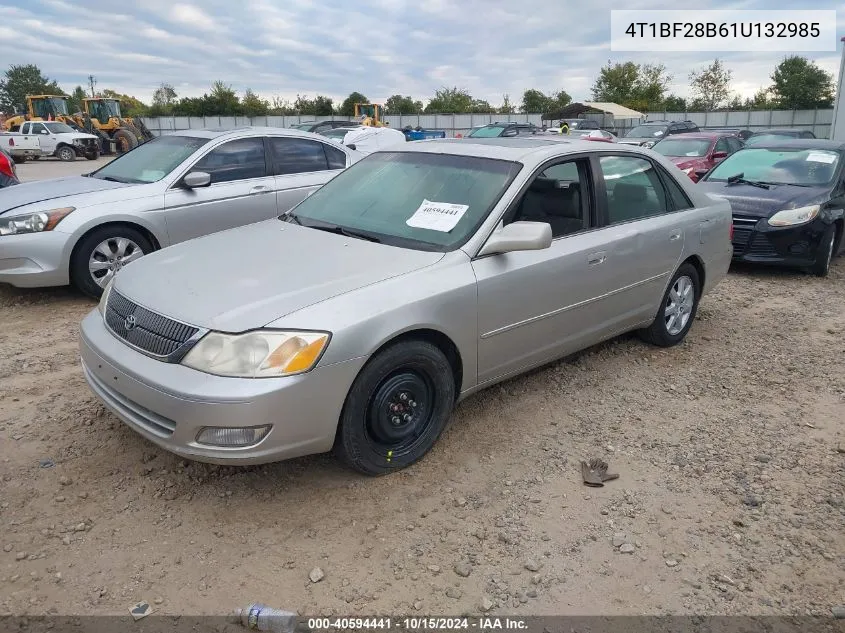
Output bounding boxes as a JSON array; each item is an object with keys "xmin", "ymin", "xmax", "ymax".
[
  {"xmin": 0, "ymin": 176, "xmax": 132, "ymax": 215},
  {"xmin": 618, "ymin": 136, "xmax": 660, "ymax": 144},
  {"xmin": 112, "ymin": 220, "xmax": 445, "ymax": 332},
  {"xmin": 696, "ymin": 181, "xmax": 831, "ymax": 217},
  {"xmin": 669, "ymin": 156, "xmax": 710, "ymax": 170}
]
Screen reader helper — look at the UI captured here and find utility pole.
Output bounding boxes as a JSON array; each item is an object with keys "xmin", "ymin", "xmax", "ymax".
[{"xmin": 88, "ymin": 75, "xmax": 97, "ymax": 98}]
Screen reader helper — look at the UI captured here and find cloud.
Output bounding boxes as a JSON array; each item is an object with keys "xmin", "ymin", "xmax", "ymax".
[{"xmin": 0, "ymin": 0, "xmax": 840, "ymax": 108}]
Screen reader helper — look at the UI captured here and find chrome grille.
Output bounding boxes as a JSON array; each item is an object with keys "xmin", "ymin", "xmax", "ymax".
[
  {"xmin": 105, "ymin": 291, "xmax": 199, "ymax": 359},
  {"xmin": 731, "ymin": 216, "xmax": 759, "ymax": 256}
]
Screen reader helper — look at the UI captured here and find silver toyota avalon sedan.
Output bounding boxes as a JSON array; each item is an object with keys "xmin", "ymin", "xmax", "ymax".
[
  {"xmin": 0, "ymin": 127, "xmax": 361, "ymax": 298},
  {"xmin": 79, "ymin": 137, "xmax": 733, "ymax": 475}
]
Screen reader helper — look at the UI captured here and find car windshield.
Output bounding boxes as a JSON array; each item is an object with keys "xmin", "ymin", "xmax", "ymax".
[
  {"xmin": 706, "ymin": 148, "xmax": 840, "ymax": 186},
  {"xmin": 626, "ymin": 125, "xmax": 667, "ymax": 138},
  {"xmin": 43, "ymin": 122, "xmax": 75, "ymax": 134},
  {"xmin": 286, "ymin": 151, "xmax": 522, "ymax": 251},
  {"xmin": 653, "ymin": 138, "xmax": 711, "ymax": 157},
  {"xmin": 468, "ymin": 126, "xmax": 506, "ymax": 138},
  {"xmin": 745, "ymin": 133, "xmax": 797, "ymax": 145},
  {"xmin": 90, "ymin": 135, "xmax": 210, "ymax": 184},
  {"xmin": 321, "ymin": 128, "xmax": 352, "ymax": 139}
]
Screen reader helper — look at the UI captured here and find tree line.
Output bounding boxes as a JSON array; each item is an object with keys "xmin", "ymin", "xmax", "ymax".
[{"xmin": 0, "ymin": 55, "xmax": 836, "ymax": 120}]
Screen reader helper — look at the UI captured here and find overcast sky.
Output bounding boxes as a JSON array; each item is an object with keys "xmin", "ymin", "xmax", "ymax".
[{"xmin": 1, "ymin": 0, "xmax": 843, "ymax": 107}]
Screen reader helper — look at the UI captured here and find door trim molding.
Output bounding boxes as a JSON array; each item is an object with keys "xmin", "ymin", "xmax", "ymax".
[{"xmin": 479, "ymin": 271, "xmax": 669, "ymax": 340}]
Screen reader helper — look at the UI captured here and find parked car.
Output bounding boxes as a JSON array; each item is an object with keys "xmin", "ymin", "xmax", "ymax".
[
  {"xmin": 652, "ymin": 132, "xmax": 744, "ymax": 182},
  {"xmin": 703, "ymin": 127, "xmax": 753, "ymax": 141},
  {"xmin": 560, "ymin": 119, "xmax": 600, "ymax": 131},
  {"xmin": 1, "ymin": 131, "xmax": 42, "ymax": 162},
  {"xmin": 568, "ymin": 129, "xmax": 616, "ymax": 143},
  {"xmin": 0, "ymin": 147, "xmax": 20, "ymax": 188},
  {"xmin": 320, "ymin": 126, "xmax": 407, "ymax": 154},
  {"xmin": 745, "ymin": 128, "xmax": 816, "ymax": 146},
  {"xmin": 0, "ymin": 127, "xmax": 362, "ymax": 298},
  {"xmin": 79, "ymin": 138, "xmax": 732, "ymax": 474},
  {"xmin": 290, "ymin": 121, "xmax": 360, "ymax": 134},
  {"xmin": 466, "ymin": 122, "xmax": 539, "ymax": 138},
  {"xmin": 18, "ymin": 121, "xmax": 100, "ymax": 161},
  {"xmin": 619, "ymin": 120, "xmax": 700, "ymax": 148},
  {"xmin": 698, "ymin": 139, "xmax": 844, "ymax": 276}
]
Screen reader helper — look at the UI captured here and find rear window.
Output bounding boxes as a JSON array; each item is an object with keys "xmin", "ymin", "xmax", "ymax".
[{"xmin": 626, "ymin": 125, "xmax": 668, "ymax": 138}]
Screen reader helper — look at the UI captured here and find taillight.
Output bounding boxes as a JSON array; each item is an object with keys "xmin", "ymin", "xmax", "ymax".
[
  {"xmin": 729, "ymin": 222, "xmax": 734, "ymax": 241},
  {"xmin": 8, "ymin": 138, "xmax": 14, "ymax": 146},
  {"xmin": 0, "ymin": 153, "xmax": 15, "ymax": 179}
]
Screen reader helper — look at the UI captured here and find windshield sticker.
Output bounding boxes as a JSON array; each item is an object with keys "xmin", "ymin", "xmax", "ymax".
[
  {"xmin": 806, "ymin": 152, "xmax": 836, "ymax": 164},
  {"xmin": 406, "ymin": 199, "xmax": 469, "ymax": 232}
]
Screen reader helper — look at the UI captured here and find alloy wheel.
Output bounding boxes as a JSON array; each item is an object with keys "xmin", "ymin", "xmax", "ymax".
[{"xmin": 88, "ymin": 237, "xmax": 145, "ymax": 287}]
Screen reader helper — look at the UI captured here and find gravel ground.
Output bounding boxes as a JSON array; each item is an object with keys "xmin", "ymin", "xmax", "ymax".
[
  {"xmin": 0, "ymin": 261, "xmax": 843, "ymax": 619},
  {"xmin": 14, "ymin": 155, "xmax": 114, "ymax": 182}
]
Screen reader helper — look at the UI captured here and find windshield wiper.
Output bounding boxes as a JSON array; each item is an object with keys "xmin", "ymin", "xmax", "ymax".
[
  {"xmin": 726, "ymin": 173, "xmax": 770, "ymax": 189},
  {"xmin": 96, "ymin": 175, "xmax": 127, "ymax": 183},
  {"xmin": 311, "ymin": 224, "xmax": 381, "ymax": 243}
]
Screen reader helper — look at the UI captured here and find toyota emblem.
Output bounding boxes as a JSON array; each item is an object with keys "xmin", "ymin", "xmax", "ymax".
[{"xmin": 124, "ymin": 314, "xmax": 137, "ymax": 331}]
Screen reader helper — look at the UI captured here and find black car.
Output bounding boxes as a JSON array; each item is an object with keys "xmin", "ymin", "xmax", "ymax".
[
  {"xmin": 466, "ymin": 122, "xmax": 539, "ymax": 138},
  {"xmin": 745, "ymin": 128, "xmax": 816, "ymax": 146},
  {"xmin": 0, "ymin": 147, "xmax": 20, "ymax": 188},
  {"xmin": 697, "ymin": 139, "xmax": 845, "ymax": 276},
  {"xmin": 704, "ymin": 127, "xmax": 754, "ymax": 141},
  {"xmin": 289, "ymin": 120, "xmax": 360, "ymax": 134},
  {"xmin": 618, "ymin": 120, "xmax": 700, "ymax": 148}
]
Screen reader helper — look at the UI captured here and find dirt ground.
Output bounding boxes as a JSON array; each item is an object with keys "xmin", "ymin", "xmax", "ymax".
[
  {"xmin": 14, "ymin": 155, "xmax": 114, "ymax": 182},
  {"xmin": 0, "ymin": 260, "xmax": 843, "ymax": 619}
]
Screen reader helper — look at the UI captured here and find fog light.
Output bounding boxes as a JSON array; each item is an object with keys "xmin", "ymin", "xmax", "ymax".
[{"xmin": 195, "ymin": 425, "xmax": 271, "ymax": 447}]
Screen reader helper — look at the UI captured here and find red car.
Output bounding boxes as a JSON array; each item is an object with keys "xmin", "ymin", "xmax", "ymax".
[
  {"xmin": 0, "ymin": 146, "xmax": 20, "ymax": 188},
  {"xmin": 651, "ymin": 132, "xmax": 744, "ymax": 182}
]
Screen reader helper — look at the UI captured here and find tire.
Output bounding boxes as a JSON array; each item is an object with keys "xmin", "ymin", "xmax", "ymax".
[
  {"xmin": 113, "ymin": 128, "xmax": 138, "ymax": 153},
  {"xmin": 55, "ymin": 145, "xmax": 76, "ymax": 162},
  {"xmin": 334, "ymin": 340, "xmax": 456, "ymax": 475},
  {"xmin": 12, "ymin": 155, "xmax": 27, "ymax": 164},
  {"xmin": 70, "ymin": 226, "xmax": 154, "ymax": 299},
  {"xmin": 84, "ymin": 149, "xmax": 100, "ymax": 160},
  {"xmin": 31, "ymin": 155, "xmax": 40, "ymax": 161},
  {"xmin": 638, "ymin": 263, "xmax": 701, "ymax": 348},
  {"xmin": 810, "ymin": 226, "xmax": 836, "ymax": 277}
]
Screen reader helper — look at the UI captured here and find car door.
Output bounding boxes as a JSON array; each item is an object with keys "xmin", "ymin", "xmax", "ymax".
[
  {"xmin": 267, "ymin": 136, "xmax": 349, "ymax": 212},
  {"xmin": 33, "ymin": 123, "xmax": 57, "ymax": 154},
  {"xmin": 162, "ymin": 136, "xmax": 277, "ymax": 244},
  {"xmin": 473, "ymin": 156, "xmax": 627, "ymax": 384},
  {"xmin": 592, "ymin": 153, "xmax": 692, "ymax": 324},
  {"xmin": 712, "ymin": 137, "xmax": 731, "ymax": 166}
]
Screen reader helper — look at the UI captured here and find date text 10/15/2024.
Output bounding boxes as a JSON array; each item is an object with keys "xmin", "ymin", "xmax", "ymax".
[{"xmin": 307, "ymin": 617, "xmax": 529, "ymax": 631}]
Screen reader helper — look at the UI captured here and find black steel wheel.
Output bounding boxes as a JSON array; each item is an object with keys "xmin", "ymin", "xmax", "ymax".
[{"xmin": 334, "ymin": 340, "xmax": 455, "ymax": 475}]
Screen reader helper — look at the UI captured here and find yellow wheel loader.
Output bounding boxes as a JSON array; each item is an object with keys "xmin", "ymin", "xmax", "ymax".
[
  {"xmin": 2, "ymin": 95, "xmax": 77, "ymax": 131},
  {"xmin": 79, "ymin": 98, "xmax": 153, "ymax": 153},
  {"xmin": 354, "ymin": 103, "xmax": 386, "ymax": 127}
]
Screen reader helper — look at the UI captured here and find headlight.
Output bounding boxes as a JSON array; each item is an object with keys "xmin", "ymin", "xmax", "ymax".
[
  {"xmin": 98, "ymin": 279, "xmax": 114, "ymax": 316},
  {"xmin": 768, "ymin": 205, "xmax": 820, "ymax": 227},
  {"xmin": 181, "ymin": 330, "xmax": 330, "ymax": 378},
  {"xmin": 0, "ymin": 207, "xmax": 75, "ymax": 236},
  {"xmin": 642, "ymin": 141, "xmax": 656, "ymax": 149}
]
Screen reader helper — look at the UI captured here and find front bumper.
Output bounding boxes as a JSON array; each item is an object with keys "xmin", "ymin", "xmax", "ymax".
[
  {"xmin": 0, "ymin": 230, "xmax": 72, "ymax": 287},
  {"xmin": 731, "ymin": 215, "xmax": 829, "ymax": 267},
  {"xmin": 79, "ymin": 310, "xmax": 367, "ymax": 465}
]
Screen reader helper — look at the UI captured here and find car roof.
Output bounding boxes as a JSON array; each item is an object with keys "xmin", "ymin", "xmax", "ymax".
[
  {"xmin": 750, "ymin": 128, "xmax": 807, "ymax": 135},
  {"xmin": 392, "ymin": 136, "xmax": 654, "ymax": 163},
  {"xmin": 162, "ymin": 126, "xmax": 329, "ymax": 140},
  {"xmin": 742, "ymin": 138, "xmax": 845, "ymax": 150},
  {"xmin": 659, "ymin": 132, "xmax": 726, "ymax": 140}
]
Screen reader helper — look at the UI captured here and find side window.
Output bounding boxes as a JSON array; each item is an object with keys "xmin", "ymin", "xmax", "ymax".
[
  {"xmin": 599, "ymin": 155, "xmax": 670, "ymax": 224},
  {"xmin": 659, "ymin": 167, "xmax": 694, "ymax": 211},
  {"xmin": 324, "ymin": 143, "xmax": 347, "ymax": 170},
  {"xmin": 506, "ymin": 160, "xmax": 589, "ymax": 238},
  {"xmin": 34, "ymin": 123, "xmax": 48, "ymax": 134},
  {"xmin": 269, "ymin": 137, "xmax": 329, "ymax": 175},
  {"xmin": 668, "ymin": 124, "xmax": 682, "ymax": 134},
  {"xmin": 726, "ymin": 137, "xmax": 743, "ymax": 153},
  {"xmin": 20, "ymin": 123, "xmax": 29, "ymax": 134},
  {"xmin": 192, "ymin": 138, "xmax": 267, "ymax": 184},
  {"xmin": 714, "ymin": 138, "xmax": 730, "ymax": 154}
]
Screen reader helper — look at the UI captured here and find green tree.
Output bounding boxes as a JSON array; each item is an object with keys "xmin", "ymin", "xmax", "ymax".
[
  {"xmin": 498, "ymin": 94, "xmax": 515, "ymax": 114},
  {"xmin": 150, "ymin": 82, "xmax": 177, "ymax": 115},
  {"xmin": 0, "ymin": 64, "xmax": 63, "ymax": 113},
  {"xmin": 241, "ymin": 88, "xmax": 269, "ymax": 117},
  {"xmin": 689, "ymin": 58, "xmax": 732, "ymax": 111},
  {"xmin": 385, "ymin": 94, "xmax": 423, "ymax": 114},
  {"xmin": 100, "ymin": 89, "xmax": 148, "ymax": 117},
  {"xmin": 745, "ymin": 87, "xmax": 772, "ymax": 108},
  {"xmin": 269, "ymin": 96, "xmax": 296, "ymax": 115},
  {"xmin": 205, "ymin": 80, "xmax": 241, "ymax": 115},
  {"xmin": 469, "ymin": 98, "xmax": 493, "ymax": 113},
  {"xmin": 591, "ymin": 61, "xmax": 671, "ymax": 111},
  {"xmin": 424, "ymin": 87, "xmax": 473, "ymax": 113},
  {"xmin": 770, "ymin": 55, "xmax": 835, "ymax": 109},
  {"xmin": 662, "ymin": 94, "xmax": 687, "ymax": 111},
  {"xmin": 520, "ymin": 89, "xmax": 550, "ymax": 113},
  {"xmin": 338, "ymin": 91, "xmax": 368, "ymax": 117},
  {"xmin": 293, "ymin": 94, "xmax": 334, "ymax": 116},
  {"xmin": 67, "ymin": 85, "xmax": 88, "ymax": 114}
]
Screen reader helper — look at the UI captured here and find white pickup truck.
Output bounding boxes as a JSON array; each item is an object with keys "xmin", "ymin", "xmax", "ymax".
[
  {"xmin": 0, "ymin": 131, "xmax": 42, "ymax": 162},
  {"xmin": 16, "ymin": 121, "xmax": 100, "ymax": 161}
]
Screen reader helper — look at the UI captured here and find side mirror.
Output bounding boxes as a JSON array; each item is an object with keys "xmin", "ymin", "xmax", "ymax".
[
  {"xmin": 40, "ymin": 129, "xmax": 49, "ymax": 134},
  {"xmin": 183, "ymin": 171, "xmax": 211, "ymax": 188},
  {"xmin": 346, "ymin": 143, "xmax": 357, "ymax": 150},
  {"xmin": 477, "ymin": 221, "xmax": 553, "ymax": 257},
  {"xmin": 712, "ymin": 151, "xmax": 728, "ymax": 160}
]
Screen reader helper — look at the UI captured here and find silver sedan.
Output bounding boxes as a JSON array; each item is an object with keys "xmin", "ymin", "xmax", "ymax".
[
  {"xmin": 0, "ymin": 127, "xmax": 361, "ymax": 297},
  {"xmin": 79, "ymin": 137, "xmax": 733, "ymax": 475}
]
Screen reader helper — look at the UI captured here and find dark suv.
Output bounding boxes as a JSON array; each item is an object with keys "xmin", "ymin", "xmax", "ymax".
[
  {"xmin": 619, "ymin": 120, "xmax": 700, "ymax": 148},
  {"xmin": 466, "ymin": 122, "xmax": 539, "ymax": 138}
]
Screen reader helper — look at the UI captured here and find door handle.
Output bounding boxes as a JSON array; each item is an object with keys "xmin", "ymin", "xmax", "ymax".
[
  {"xmin": 250, "ymin": 185, "xmax": 272, "ymax": 194},
  {"xmin": 587, "ymin": 251, "xmax": 606, "ymax": 266},
  {"xmin": 669, "ymin": 232, "xmax": 682, "ymax": 241}
]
